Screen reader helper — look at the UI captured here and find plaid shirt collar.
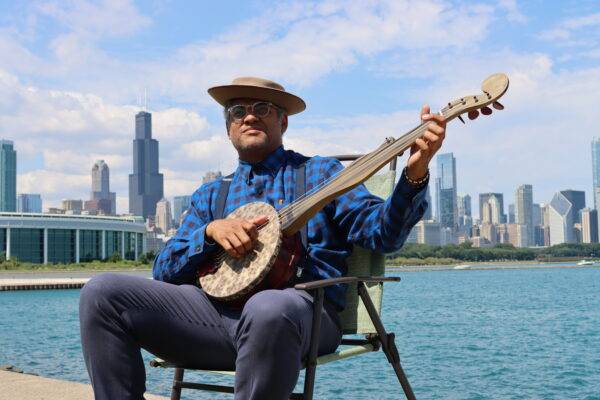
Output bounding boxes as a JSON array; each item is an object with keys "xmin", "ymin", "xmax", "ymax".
[{"xmin": 237, "ymin": 145, "xmax": 287, "ymax": 183}]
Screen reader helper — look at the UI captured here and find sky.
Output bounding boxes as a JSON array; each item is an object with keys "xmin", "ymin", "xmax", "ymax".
[{"xmin": 0, "ymin": 0, "xmax": 599, "ymax": 218}]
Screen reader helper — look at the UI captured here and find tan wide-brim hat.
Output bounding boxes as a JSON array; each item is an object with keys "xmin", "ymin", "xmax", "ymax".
[{"xmin": 208, "ymin": 77, "xmax": 306, "ymax": 115}]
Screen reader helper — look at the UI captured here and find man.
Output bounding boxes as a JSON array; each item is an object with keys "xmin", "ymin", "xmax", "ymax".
[{"xmin": 79, "ymin": 77, "xmax": 446, "ymax": 399}]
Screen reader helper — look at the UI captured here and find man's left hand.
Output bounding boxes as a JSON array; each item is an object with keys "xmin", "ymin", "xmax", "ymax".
[{"xmin": 406, "ymin": 104, "xmax": 447, "ymax": 181}]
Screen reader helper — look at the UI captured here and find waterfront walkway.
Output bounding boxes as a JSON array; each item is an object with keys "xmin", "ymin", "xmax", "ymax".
[
  {"xmin": 0, "ymin": 370, "xmax": 167, "ymax": 400},
  {"xmin": 0, "ymin": 278, "xmax": 89, "ymax": 290},
  {"xmin": 0, "ymin": 269, "xmax": 153, "ymax": 290}
]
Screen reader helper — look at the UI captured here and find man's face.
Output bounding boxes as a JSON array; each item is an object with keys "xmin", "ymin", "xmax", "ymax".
[{"xmin": 227, "ymin": 98, "xmax": 288, "ymax": 163}]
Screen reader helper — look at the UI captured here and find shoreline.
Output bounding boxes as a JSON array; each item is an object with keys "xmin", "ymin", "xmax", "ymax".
[
  {"xmin": 0, "ymin": 262, "xmax": 597, "ymax": 282},
  {"xmin": 0, "ymin": 267, "xmax": 151, "ymax": 274},
  {"xmin": 0, "ymin": 269, "xmax": 152, "ymax": 281},
  {"xmin": 385, "ymin": 260, "xmax": 600, "ymax": 273}
]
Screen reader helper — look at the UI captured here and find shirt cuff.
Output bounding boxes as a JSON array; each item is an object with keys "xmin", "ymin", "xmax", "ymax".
[
  {"xmin": 394, "ymin": 168, "xmax": 429, "ymax": 200},
  {"xmin": 188, "ymin": 224, "xmax": 217, "ymax": 258}
]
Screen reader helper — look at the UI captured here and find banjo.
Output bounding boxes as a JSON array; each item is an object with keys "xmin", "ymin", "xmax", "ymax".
[{"xmin": 198, "ymin": 73, "xmax": 510, "ymax": 302}]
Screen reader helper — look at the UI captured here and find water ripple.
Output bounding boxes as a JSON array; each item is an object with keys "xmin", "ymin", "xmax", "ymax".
[{"xmin": 1, "ymin": 267, "xmax": 599, "ymax": 399}]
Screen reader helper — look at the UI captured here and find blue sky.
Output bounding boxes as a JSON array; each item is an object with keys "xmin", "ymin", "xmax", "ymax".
[{"xmin": 0, "ymin": 0, "xmax": 599, "ymax": 216}]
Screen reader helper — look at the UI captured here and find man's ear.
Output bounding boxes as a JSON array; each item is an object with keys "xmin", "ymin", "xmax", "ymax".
[{"xmin": 281, "ymin": 114, "xmax": 288, "ymax": 134}]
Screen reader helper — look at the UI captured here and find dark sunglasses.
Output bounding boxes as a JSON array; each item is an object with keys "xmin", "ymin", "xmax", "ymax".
[{"xmin": 226, "ymin": 102, "xmax": 279, "ymax": 122}]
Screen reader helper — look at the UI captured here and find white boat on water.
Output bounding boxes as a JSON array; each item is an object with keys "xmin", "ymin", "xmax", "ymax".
[
  {"xmin": 453, "ymin": 264, "xmax": 471, "ymax": 270},
  {"xmin": 576, "ymin": 260, "xmax": 596, "ymax": 266}
]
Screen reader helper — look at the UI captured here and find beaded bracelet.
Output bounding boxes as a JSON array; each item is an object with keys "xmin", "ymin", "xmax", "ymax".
[{"xmin": 403, "ymin": 167, "xmax": 429, "ymax": 188}]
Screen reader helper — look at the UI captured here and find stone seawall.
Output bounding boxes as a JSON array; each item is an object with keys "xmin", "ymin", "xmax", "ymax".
[
  {"xmin": 0, "ymin": 278, "xmax": 89, "ymax": 291},
  {"xmin": 0, "ymin": 369, "xmax": 167, "ymax": 399}
]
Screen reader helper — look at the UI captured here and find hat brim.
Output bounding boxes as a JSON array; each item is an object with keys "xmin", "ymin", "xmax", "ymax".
[{"xmin": 208, "ymin": 85, "xmax": 306, "ymax": 115}]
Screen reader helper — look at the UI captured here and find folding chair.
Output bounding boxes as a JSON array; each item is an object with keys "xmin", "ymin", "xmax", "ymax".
[{"xmin": 150, "ymin": 156, "xmax": 416, "ymax": 400}]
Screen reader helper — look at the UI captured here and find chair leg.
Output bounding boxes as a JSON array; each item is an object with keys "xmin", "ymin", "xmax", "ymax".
[
  {"xmin": 171, "ymin": 368, "xmax": 184, "ymax": 400},
  {"xmin": 303, "ymin": 287, "xmax": 324, "ymax": 400},
  {"xmin": 357, "ymin": 282, "xmax": 417, "ymax": 400}
]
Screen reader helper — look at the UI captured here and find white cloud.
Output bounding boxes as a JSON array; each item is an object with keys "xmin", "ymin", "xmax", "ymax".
[
  {"xmin": 181, "ymin": 135, "xmax": 235, "ymax": 164},
  {"xmin": 36, "ymin": 0, "xmax": 151, "ymax": 38},
  {"xmin": 497, "ymin": 0, "xmax": 527, "ymax": 23},
  {"xmin": 152, "ymin": 108, "xmax": 209, "ymax": 142},
  {"xmin": 538, "ymin": 12, "xmax": 600, "ymax": 45},
  {"xmin": 162, "ymin": 172, "xmax": 203, "ymax": 199},
  {"xmin": 18, "ymin": 169, "xmax": 89, "ymax": 205},
  {"xmin": 43, "ymin": 150, "xmax": 129, "ymax": 173},
  {"xmin": 0, "ymin": 0, "xmax": 498, "ymax": 106},
  {"xmin": 142, "ymin": 0, "xmax": 496, "ymax": 104}
]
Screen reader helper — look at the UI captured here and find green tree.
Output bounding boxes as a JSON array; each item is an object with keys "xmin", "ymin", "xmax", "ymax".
[{"xmin": 108, "ymin": 251, "xmax": 122, "ymax": 262}]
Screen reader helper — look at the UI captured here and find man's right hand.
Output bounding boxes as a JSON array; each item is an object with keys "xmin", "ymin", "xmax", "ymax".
[{"xmin": 205, "ymin": 216, "xmax": 269, "ymax": 259}]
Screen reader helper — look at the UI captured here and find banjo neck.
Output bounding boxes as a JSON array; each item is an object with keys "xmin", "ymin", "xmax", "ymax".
[
  {"xmin": 278, "ymin": 73, "xmax": 510, "ymax": 237},
  {"xmin": 278, "ymin": 122, "xmax": 429, "ymax": 237}
]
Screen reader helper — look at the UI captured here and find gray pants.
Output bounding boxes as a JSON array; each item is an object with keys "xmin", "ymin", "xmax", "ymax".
[{"xmin": 79, "ymin": 273, "xmax": 342, "ymax": 400}]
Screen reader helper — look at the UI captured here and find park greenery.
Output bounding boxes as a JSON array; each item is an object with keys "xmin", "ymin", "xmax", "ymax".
[
  {"xmin": 0, "ymin": 251, "xmax": 156, "ymax": 271},
  {"xmin": 2, "ymin": 242, "xmax": 600, "ymax": 270},
  {"xmin": 387, "ymin": 242, "xmax": 600, "ymax": 265}
]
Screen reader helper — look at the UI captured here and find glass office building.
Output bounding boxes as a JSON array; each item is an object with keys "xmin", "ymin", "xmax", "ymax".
[
  {"xmin": 592, "ymin": 138, "xmax": 600, "ymax": 206},
  {"xmin": 435, "ymin": 153, "xmax": 457, "ymax": 231},
  {"xmin": 0, "ymin": 140, "xmax": 16, "ymax": 212},
  {"xmin": 0, "ymin": 213, "xmax": 146, "ymax": 264}
]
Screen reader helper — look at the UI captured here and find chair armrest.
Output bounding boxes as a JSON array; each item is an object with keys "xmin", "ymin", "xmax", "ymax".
[{"xmin": 294, "ymin": 276, "xmax": 400, "ymax": 291}]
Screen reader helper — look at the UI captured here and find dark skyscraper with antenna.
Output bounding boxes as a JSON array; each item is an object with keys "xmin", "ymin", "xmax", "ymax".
[{"xmin": 129, "ymin": 111, "xmax": 163, "ymax": 219}]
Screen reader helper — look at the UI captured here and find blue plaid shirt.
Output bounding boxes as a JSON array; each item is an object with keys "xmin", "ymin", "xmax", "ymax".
[{"xmin": 153, "ymin": 146, "xmax": 428, "ymax": 310}]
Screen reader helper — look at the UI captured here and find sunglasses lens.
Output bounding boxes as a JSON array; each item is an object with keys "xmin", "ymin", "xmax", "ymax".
[
  {"xmin": 230, "ymin": 105, "xmax": 247, "ymax": 120},
  {"xmin": 253, "ymin": 102, "xmax": 270, "ymax": 117}
]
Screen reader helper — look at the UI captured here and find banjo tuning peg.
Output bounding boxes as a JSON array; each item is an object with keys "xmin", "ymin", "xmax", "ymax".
[
  {"xmin": 458, "ymin": 115, "xmax": 465, "ymax": 124},
  {"xmin": 492, "ymin": 101, "xmax": 504, "ymax": 110},
  {"xmin": 468, "ymin": 110, "xmax": 479, "ymax": 120},
  {"xmin": 481, "ymin": 106, "xmax": 492, "ymax": 115}
]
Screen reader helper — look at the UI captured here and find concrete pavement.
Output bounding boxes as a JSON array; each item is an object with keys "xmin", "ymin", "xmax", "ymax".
[{"xmin": 0, "ymin": 370, "xmax": 168, "ymax": 400}]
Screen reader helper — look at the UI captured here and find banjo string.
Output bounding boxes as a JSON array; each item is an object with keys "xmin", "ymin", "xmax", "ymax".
[{"xmin": 277, "ymin": 119, "xmax": 434, "ymax": 221}]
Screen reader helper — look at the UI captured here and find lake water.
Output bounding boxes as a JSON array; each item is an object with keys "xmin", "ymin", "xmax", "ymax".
[{"xmin": 1, "ymin": 266, "xmax": 599, "ymax": 399}]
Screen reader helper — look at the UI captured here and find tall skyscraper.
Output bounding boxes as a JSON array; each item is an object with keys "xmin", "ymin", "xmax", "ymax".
[
  {"xmin": 591, "ymin": 138, "xmax": 600, "ymax": 207},
  {"xmin": 423, "ymin": 184, "xmax": 433, "ymax": 220},
  {"xmin": 457, "ymin": 194, "xmax": 472, "ymax": 234},
  {"xmin": 540, "ymin": 203, "xmax": 549, "ymax": 226},
  {"xmin": 580, "ymin": 208, "xmax": 598, "ymax": 243},
  {"xmin": 458, "ymin": 194, "xmax": 471, "ymax": 217},
  {"xmin": 435, "ymin": 153, "xmax": 457, "ymax": 234},
  {"xmin": 88, "ymin": 160, "xmax": 116, "ymax": 215},
  {"xmin": 548, "ymin": 190, "xmax": 586, "ymax": 245},
  {"xmin": 508, "ymin": 204, "xmax": 515, "ymax": 224},
  {"xmin": 412, "ymin": 220, "xmax": 441, "ymax": 245},
  {"xmin": 479, "ymin": 193, "xmax": 505, "ymax": 223},
  {"xmin": 516, "ymin": 184, "xmax": 533, "ymax": 246},
  {"xmin": 0, "ymin": 140, "xmax": 16, "ymax": 212},
  {"xmin": 173, "ymin": 195, "xmax": 192, "ymax": 227},
  {"xmin": 155, "ymin": 198, "xmax": 172, "ymax": 234},
  {"xmin": 560, "ymin": 190, "xmax": 585, "ymax": 223},
  {"xmin": 481, "ymin": 195, "xmax": 502, "ymax": 224},
  {"xmin": 129, "ymin": 111, "xmax": 164, "ymax": 219},
  {"xmin": 17, "ymin": 193, "xmax": 42, "ymax": 213},
  {"xmin": 532, "ymin": 203, "xmax": 542, "ymax": 227}
]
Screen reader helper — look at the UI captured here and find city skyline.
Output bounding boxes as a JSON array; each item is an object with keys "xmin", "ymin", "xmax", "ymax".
[
  {"xmin": 2, "ymin": 129, "xmax": 596, "ymax": 223},
  {"xmin": 0, "ymin": 1, "xmax": 599, "ymax": 214}
]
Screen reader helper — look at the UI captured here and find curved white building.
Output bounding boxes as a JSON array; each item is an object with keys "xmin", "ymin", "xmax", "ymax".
[{"xmin": 0, "ymin": 213, "xmax": 146, "ymax": 264}]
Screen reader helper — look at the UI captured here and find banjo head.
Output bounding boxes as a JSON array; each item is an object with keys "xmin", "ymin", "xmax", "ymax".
[{"xmin": 199, "ymin": 202, "xmax": 282, "ymax": 301}]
